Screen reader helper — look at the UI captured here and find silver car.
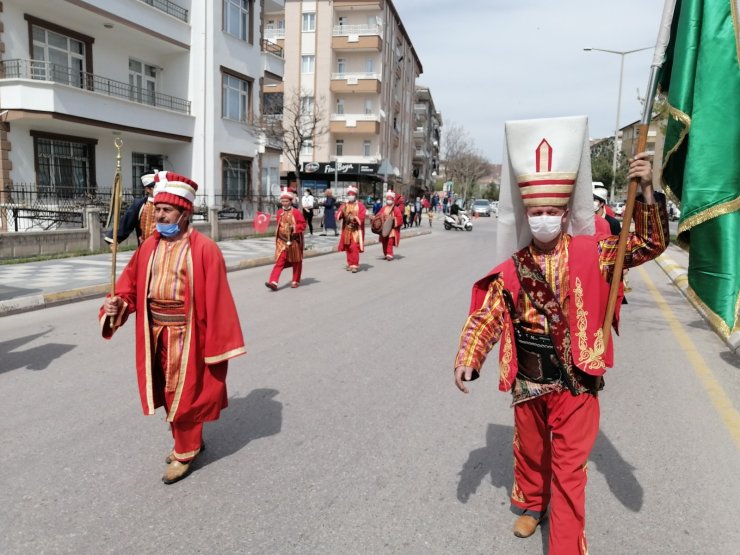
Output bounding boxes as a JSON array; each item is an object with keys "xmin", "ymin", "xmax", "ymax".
[{"xmin": 471, "ymin": 199, "xmax": 492, "ymax": 217}]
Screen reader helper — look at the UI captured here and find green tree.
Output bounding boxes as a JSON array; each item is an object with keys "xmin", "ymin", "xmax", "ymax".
[{"xmin": 590, "ymin": 138, "xmax": 628, "ymax": 199}]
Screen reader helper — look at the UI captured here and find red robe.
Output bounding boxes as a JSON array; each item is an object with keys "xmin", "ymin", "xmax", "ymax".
[
  {"xmin": 380, "ymin": 204, "xmax": 403, "ymax": 245},
  {"xmin": 100, "ymin": 229, "xmax": 246, "ymax": 423},
  {"xmin": 337, "ymin": 201, "xmax": 366, "ymax": 252}
]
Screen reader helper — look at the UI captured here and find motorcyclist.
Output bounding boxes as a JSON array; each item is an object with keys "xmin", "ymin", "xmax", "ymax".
[{"xmin": 449, "ymin": 200, "xmax": 461, "ymax": 225}]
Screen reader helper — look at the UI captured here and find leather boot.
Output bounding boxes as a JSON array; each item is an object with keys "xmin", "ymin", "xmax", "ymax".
[{"xmin": 513, "ymin": 515, "xmax": 540, "ymax": 538}]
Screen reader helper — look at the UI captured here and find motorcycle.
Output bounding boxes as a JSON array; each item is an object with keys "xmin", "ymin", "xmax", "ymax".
[{"xmin": 443, "ymin": 211, "xmax": 473, "ymax": 231}]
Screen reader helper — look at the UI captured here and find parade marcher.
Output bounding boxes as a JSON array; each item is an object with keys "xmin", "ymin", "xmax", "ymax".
[
  {"xmin": 453, "ymin": 116, "xmax": 668, "ymax": 553},
  {"xmin": 336, "ymin": 185, "xmax": 366, "ymax": 273},
  {"xmin": 593, "ymin": 184, "xmax": 621, "ymax": 237},
  {"xmin": 104, "ymin": 172, "xmax": 157, "ymax": 247},
  {"xmin": 266, "ymin": 188, "xmax": 307, "ymax": 290},
  {"xmin": 321, "ymin": 188, "xmax": 338, "ymax": 236},
  {"xmin": 301, "ymin": 188, "xmax": 315, "ymax": 235},
  {"xmin": 100, "ymin": 171, "xmax": 246, "ymax": 485},
  {"xmin": 378, "ymin": 190, "xmax": 403, "ymax": 261}
]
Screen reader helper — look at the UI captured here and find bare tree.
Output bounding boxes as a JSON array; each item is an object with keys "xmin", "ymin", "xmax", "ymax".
[
  {"xmin": 259, "ymin": 87, "xmax": 329, "ymax": 191},
  {"xmin": 443, "ymin": 123, "xmax": 490, "ymax": 201}
]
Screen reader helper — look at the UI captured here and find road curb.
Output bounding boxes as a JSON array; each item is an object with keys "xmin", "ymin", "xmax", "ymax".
[
  {"xmin": 654, "ymin": 252, "xmax": 739, "ymax": 354},
  {"xmin": 0, "ymin": 229, "xmax": 432, "ymax": 317}
]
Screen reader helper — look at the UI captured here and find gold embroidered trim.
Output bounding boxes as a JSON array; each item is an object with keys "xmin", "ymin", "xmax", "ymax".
[
  {"xmin": 677, "ymin": 196, "xmax": 740, "ymax": 235},
  {"xmin": 732, "ymin": 0, "xmax": 740, "ymax": 70},
  {"xmin": 574, "ymin": 277, "xmax": 606, "ymax": 371},
  {"xmin": 660, "ymin": 104, "xmax": 691, "ymax": 202},
  {"xmin": 144, "ymin": 253, "xmax": 156, "ymax": 415},
  {"xmin": 204, "ymin": 346, "xmax": 247, "ymax": 365},
  {"xmin": 511, "ymin": 478, "xmax": 526, "ymax": 504},
  {"xmin": 173, "ymin": 445, "xmax": 201, "ymax": 460},
  {"xmin": 500, "ymin": 325, "xmax": 514, "ymax": 388},
  {"xmin": 686, "ymin": 286, "xmax": 738, "ymax": 338},
  {"xmin": 167, "ymin": 249, "xmax": 193, "ymax": 423}
]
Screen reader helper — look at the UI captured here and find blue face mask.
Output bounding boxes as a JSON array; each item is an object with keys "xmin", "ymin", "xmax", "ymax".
[{"xmin": 156, "ymin": 213, "xmax": 183, "ymax": 238}]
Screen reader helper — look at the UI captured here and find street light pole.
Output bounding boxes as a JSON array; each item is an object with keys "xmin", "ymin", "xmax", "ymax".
[{"xmin": 584, "ymin": 46, "xmax": 653, "ymax": 202}]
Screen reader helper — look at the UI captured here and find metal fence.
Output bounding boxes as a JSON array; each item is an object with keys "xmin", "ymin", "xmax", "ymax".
[
  {"xmin": 0, "ymin": 185, "xmax": 282, "ymax": 232},
  {"xmin": 138, "ymin": 0, "xmax": 188, "ymax": 22},
  {"xmin": 1, "ymin": 59, "xmax": 191, "ymax": 115}
]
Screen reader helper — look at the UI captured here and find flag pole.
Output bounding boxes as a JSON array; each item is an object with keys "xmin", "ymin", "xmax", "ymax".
[
  {"xmin": 601, "ymin": 0, "xmax": 677, "ymax": 348},
  {"xmin": 109, "ymin": 137, "xmax": 123, "ymax": 327}
]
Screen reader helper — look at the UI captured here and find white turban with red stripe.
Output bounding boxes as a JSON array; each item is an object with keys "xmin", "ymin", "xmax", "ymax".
[{"xmin": 152, "ymin": 171, "xmax": 198, "ymax": 210}]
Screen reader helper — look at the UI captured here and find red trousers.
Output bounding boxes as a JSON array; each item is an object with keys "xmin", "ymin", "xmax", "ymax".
[
  {"xmin": 512, "ymin": 391, "xmax": 599, "ymax": 555},
  {"xmin": 344, "ymin": 241, "xmax": 360, "ymax": 267},
  {"xmin": 156, "ymin": 328, "xmax": 203, "ymax": 463},
  {"xmin": 269, "ymin": 250, "xmax": 302, "ymax": 284},
  {"xmin": 380, "ymin": 235, "xmax": 396, "ymax": 257}
]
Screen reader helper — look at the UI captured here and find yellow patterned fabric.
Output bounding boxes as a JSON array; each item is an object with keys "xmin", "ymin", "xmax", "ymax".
[
  {"xmin": 139, "ymin": 201, "xmax": 156, "ymax": 243},
  {"xmin": 148, "ymin": 231, "xmax": 191, "ymax": 302}
]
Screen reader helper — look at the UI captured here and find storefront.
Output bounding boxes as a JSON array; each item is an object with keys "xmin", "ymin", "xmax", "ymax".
[{"xmin": 284, "ymin": 161, "xmax": 388, "ymax": 199}]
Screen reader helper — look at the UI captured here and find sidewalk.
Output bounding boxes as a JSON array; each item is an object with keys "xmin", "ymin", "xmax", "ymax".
[
  {"xmin": 0, "ymin": 228, "xmax": 431, "ymax": 316},
  {"xmin": 654, "ymin": 242, "xmax": 740, "ymax": 353}
]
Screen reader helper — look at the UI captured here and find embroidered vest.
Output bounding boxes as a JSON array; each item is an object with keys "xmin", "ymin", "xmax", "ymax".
[{"xmin": 470, "ymin": 235, "xmax": 620, "ymax": 392}]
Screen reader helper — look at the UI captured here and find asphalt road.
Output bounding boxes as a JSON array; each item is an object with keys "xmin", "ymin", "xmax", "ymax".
[{"xmin": 1, "ymin": 217, "xmax": 738, "ymax": 554}]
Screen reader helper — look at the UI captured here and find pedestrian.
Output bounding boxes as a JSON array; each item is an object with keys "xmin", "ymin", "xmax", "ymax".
[
  {"xmin": 100, "ymin": 171, "xmax": 246, "ymax": 485},
  {"xmin": 321, "ymin": 188, "xmax": 338, "ymax": 236},
  {"xmin": 301, "ymin": 188, "xmax": 315, "ymax": 235},
  {"xmin": 453, "ymin": 116, "xmax": 668, "ymax": 553},
  {"xmin": 593, "ymin": 184, "xmax": 621, "ymax": 237},
  {"xmin": 336, "ymin": 185, "xmax": 366, "ymax": 273},
  {"xmin": 415, "ymin": 197, "xmax": 423, "ymax": 226},
  {"xmin": 427, "ymin": 208, "xmax": 434, "ymax": 227},
  {"xmin": 105, "ymin": 171, "xmax": 157, "ymax": 247},
  {"xmin": 372, "ymin": 197, "xmax": 382, "ymax": 215},
  {"xmin": 266, "ymin": 188, "xmax": 307, "ymax": 290},
  {"xmin": 409, "ymin": 198, "xmax": 417, "ymax": 226},
  {"xmin": 378, "ymin": 190, "xmax": 403, "ymax": 261},
  {"xmin": 404, "ymin": 202, "xmax": 411, "ymax": 228},
  {"xmin": 442, "ymin": 196, "xmax": 449, "ymax": 214}
]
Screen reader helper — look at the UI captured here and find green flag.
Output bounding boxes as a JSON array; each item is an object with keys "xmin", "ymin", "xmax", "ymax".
[{"xmin": 659, "ymin": 0, "xmax": 740, "ymax": 338}]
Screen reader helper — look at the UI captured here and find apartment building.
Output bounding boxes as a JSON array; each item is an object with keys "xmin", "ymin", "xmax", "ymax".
[
  {"xmin": 264, "ymin": 0, "xmax": 422, "ymax": 199},
  {"xmin": 412, "ymin": 86, "xmax": 441, "ymax": 197},
  {"xmin": 0, "ymin": 0, "xmax": 284, "ymax": 231}
]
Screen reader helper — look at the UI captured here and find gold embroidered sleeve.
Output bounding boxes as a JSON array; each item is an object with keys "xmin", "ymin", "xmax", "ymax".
[
  {"xmin": 598, "ymin": 196, "xmax": 669, "ymax": 278},
  {"xmin": 454, "ymin": 278, "xmax": 507, "ymax": 371}
]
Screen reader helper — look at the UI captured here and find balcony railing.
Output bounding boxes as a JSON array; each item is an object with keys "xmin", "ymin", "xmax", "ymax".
[
  {"xmin": 138, "ymin": 0, "xmax": 188, "ymax": 22},
  {"xmin": 332, "ymin": 24, "xmax": 383, "ymax": 38},
  {"xmin": 261, "ymin": 39, "xmax": 284, "ymax": 58},
  {"xmin": 1, "ymin": 59, "xmax": 191, "ymax": 115},
  {"xmin": 330, "ymin": 72, "xmax": 381, "ymax": 81},
  {"xmin": 330, "ymin": 113, "xmax": 381, "ymax": 122},
  {"xmin": 264, "ymin": 28, "xmax": 286, "ymax": 41}
]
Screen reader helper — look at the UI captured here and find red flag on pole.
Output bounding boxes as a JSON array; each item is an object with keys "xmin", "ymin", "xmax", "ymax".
[{"xmin": 253, "ymin": 211, "xmax": 271, "ymax": 234}]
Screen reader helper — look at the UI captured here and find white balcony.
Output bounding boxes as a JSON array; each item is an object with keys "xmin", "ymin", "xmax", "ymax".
[
  {"xmin": 331, "ymin": 72, "xmax": 381, "ymax": 82},
  {"xmin": 332, "ymin": 24, "xmax": 383, "ymax": 38},
  {"xmin": 0, "ymin": 59, "xmax": 193, "ymax": 137},
  {"xmin": 261, "ymin": 41, "xmax": 284, "ymax": 79},
  {"xmin": 330, "ymin": 113, "xmax": 381, "ymax": 122},
  {"xmin": 264, "ymin": 29, "xmax": 286, "ymax": 41}
]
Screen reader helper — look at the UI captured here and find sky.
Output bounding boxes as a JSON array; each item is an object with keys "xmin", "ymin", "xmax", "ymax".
[{"xmin": 394, "ymin": 0, "xmax": 667, "ymax": 163}]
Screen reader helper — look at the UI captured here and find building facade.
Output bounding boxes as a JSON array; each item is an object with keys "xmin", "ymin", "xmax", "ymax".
[
  {"xmin": 264, "ymin": 0, "xmax": 422, "ymax": 199},
  {"xmin": 412, "ymin": 86, "xmax": 441, "ymax": 197},
  {"xmin": 0, "ymin": 0, "xmax": 284, "ymax": 232}
]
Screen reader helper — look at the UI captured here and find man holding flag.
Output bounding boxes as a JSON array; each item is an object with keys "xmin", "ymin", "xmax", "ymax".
[{"xmin": 453, "ymin": 116, "xmax": 668, "ymax": 554}]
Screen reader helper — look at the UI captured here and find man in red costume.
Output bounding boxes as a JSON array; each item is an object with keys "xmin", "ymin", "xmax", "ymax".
[
  {"xmin": 266, "ymin": 188, "xmax": 307, "ymax": 290},
  {"xmin": 378, "ymin": 190, "xmax": 403, "ymax": 261},
  {"xmin": 336, "ymin": 185, "xmax": 366, "ymax": 273},
  {"xmin": 453, "ymin": 116, "xmax": 668, "ymax": 554},
  {"xmin": 100, "ymin": 171, "xmax": 246, "ymax": 485}
]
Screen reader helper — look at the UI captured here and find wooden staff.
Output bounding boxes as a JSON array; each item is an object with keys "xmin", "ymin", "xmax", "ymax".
[
  {"xmin": 109, "ymin": 137, "xmax": 123, "ymax": 327},
  {"xmin": 601, "ymin": 0, "xmax": 676, "ymax": 348}
]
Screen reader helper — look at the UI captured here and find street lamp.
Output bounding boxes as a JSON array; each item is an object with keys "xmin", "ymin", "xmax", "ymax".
[{"xmin": 584, "ymin": 46, "xmax": 653, "ymax": 202}]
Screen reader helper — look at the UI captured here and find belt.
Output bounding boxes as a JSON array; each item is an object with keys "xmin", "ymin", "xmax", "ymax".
[
  {"xmin": 149, "ymin": 300, "xmax": 186, "ymax": 326},
  {"xmin": 514, "ymin": 326, "xmax": 562, "ymax": 384}
]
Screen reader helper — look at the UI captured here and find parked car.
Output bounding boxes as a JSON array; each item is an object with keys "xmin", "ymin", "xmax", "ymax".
[{"xmin": 471, "ymin": 199, "xmax": 492, "ymax": 217}]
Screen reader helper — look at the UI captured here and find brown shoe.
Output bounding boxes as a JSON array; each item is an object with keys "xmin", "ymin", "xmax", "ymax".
[
  {"xmin": 513, "ymin": 515, "xmax": 540, "ymax": 538},
  {"xmin": 162, "ymin": 459, "xmax": 193, "ymax": 484},
  {"xmin": 351, "ymin": 266, "xmax": 358, "ymax": 273}
]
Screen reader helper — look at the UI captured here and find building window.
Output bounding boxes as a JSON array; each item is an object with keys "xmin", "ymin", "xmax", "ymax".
[
  {"xmin": 32, "ymin": 131, "xmax": 97, "ymax": 198},
  {"xmin": 335, "ymin": 98, "xmax": 345, "ymax": 115},
  {"xmin": 337, "ymin": 58, "xmax": 346, "ymax": 74},
  {"xmin": 300, "ymin": 95, "xmax": 314, "ymax": 115},
  {"xmin": 302, "ymin": 12, "xmax": 316, "ymax": 32},
  {"xmin": 364, "ymin": 99, "xmax": 373, "ymax": 115},
  {"xmin": 131, "ymin": 152, "xmax": 164, "ymax": 193},
  {"xmin": 365, "ymin": 58, "xmax": 374, "ymax": 73},
  {"xmin": 222, "ymin": 155, "xmax": 251, "ymax": 200},
  {"xmin": 128, "ymin": 59, "xmax": 157, "ymax": 106},
  {"xmin": 301, "ymin": 140, "xmax": 314, "ymax": 156},
  {"xmin": 335, "ymin": 139, "xmax": 344, "ymax": 156},
  {"xmin": 301, "ymin": 55, "xmax": 315, "ymax": 74},
  {"xmin": 363, "ymin": 140, "xmax": 372, "ymax": 157},
  {"xmin": 222, "ymin": 69, "xmax": 253, "ymax": 122},
  {"xmin": 223, "ymin": 0, "xmax": 253, "ymax": 43},
  {"xmin": 29, "ymin": 19, "xmax": 92, "ymax": 87}
]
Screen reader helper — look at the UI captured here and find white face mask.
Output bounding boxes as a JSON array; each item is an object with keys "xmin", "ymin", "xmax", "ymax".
[
  {"xmin": 386, "ymin": 199, "xmax": 394, "ymax": 205},
  {"xmin": 347, "ymin": 195, "xmax": 356, "ymax": 202},
  {"xmin": 593, "ymin": 200, "xmax": 602, "ymax": 212},
  {"xmin": 528, "ymin": 215, "xmax": 563, "ymax": 243}
]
